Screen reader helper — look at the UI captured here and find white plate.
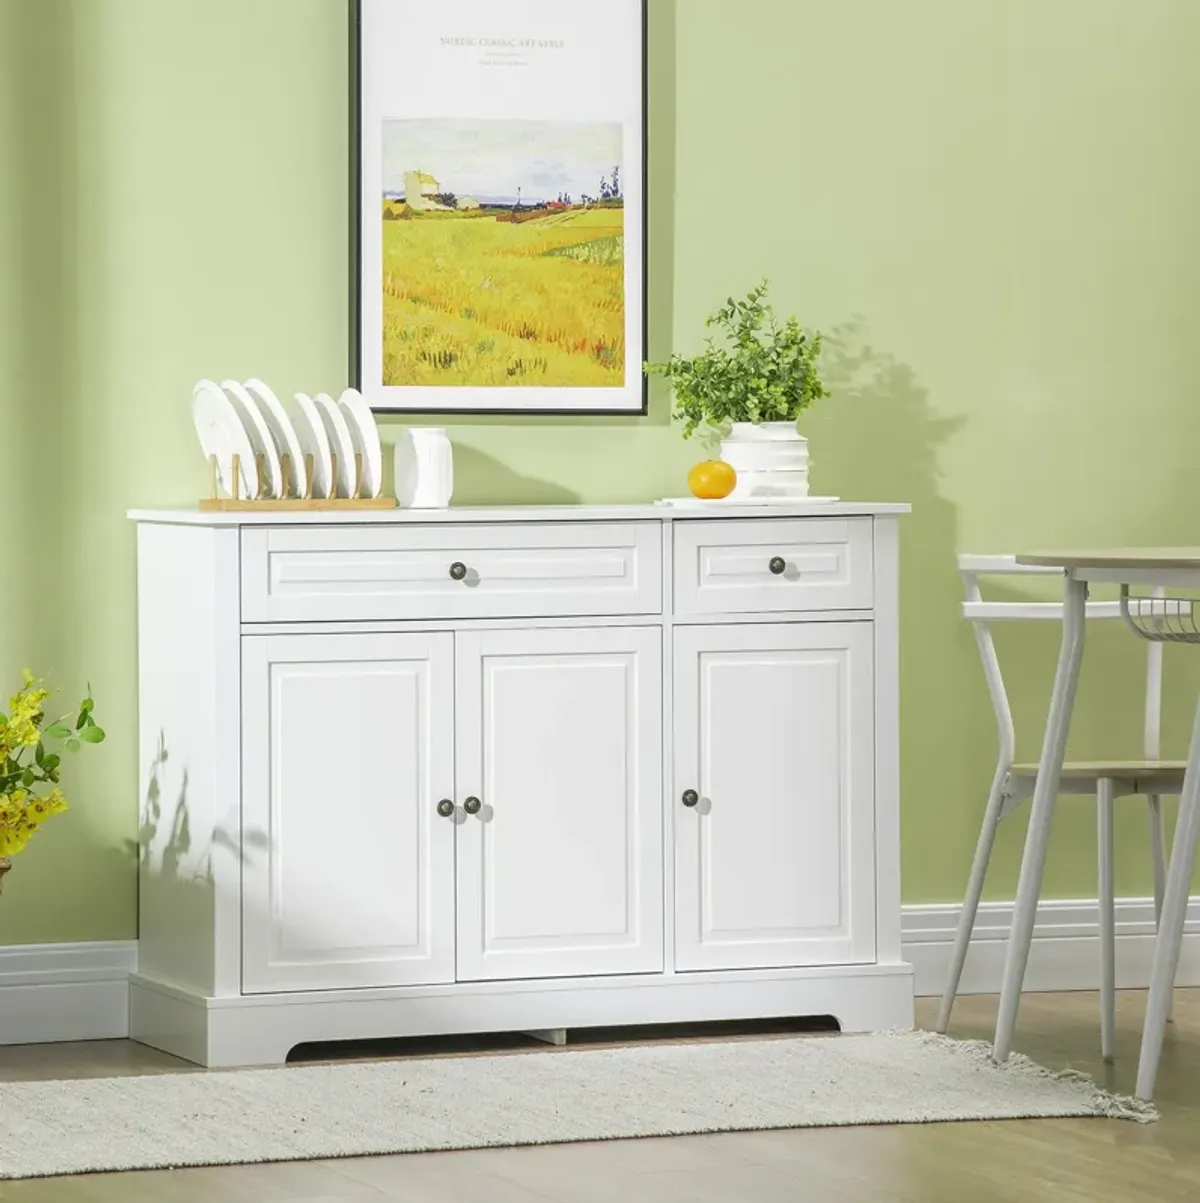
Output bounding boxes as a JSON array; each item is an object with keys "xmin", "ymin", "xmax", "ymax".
[
  {"xmin": 244, "ymin": 378, "xmax": 307, "ymax": 499},
  {"xmin": 222, "ymin": 380, "xmax": 283, "ymax": 498},
  {"xmin": 313, "ymin": 393, "xmax": 359, "ymax": 498},
  {"xmin": 192, "ymin": 379, "xmax": 257, "ymax": 499},
  {"xmin": 287, "ymin": 393, "xmax": 334, "ymax": 499},
  {"xmin": 657, "ymin": 495, "xmax": 841, "ymax": 507},
  {"xmin": 337, "ymin": 388, "xmax": 383, "ymax": 498}
]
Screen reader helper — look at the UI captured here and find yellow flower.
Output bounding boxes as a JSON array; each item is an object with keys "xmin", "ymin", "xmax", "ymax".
[
  {"xmin": 7, "ymin": 678, "xmax": 49, "ymax": 748},
  {"xmin": 42, "ymin": 786, "xmax": 68, "ymax": 815},
  {"xmin": 0, "ymin": 827, "xmax": 32, "ymax": 855},
  {"xmin": 0, "ymin": 785, "xmax": 66, "ymax": 856}
]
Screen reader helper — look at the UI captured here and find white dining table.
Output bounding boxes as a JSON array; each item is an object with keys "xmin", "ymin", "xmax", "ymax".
[{"xmin": 991, "ymin": 549, "xmax": 1200, "ymax": 1100}]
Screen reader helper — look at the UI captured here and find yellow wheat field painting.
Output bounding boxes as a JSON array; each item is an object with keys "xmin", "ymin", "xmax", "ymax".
[{"xmin": 381, "ymin": 117, "xmax": 625, "ymax": 388}]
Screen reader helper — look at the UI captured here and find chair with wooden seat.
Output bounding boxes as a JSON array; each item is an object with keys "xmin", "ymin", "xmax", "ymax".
[{"xmin": 936, "ymin": 555, "xmax": 1185, "ymax": 1058}]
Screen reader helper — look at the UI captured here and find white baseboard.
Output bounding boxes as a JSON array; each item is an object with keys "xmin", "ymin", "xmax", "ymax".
[
  {"xmin": 0, "ymin": 941, "xmax": 137, "ymax": 1045},
  {"xmin": 902, "ymin": 896, "xmax": 1200, "ymax": 998},
  {"xmin": 0, "ymin": 904, "xmax": 1196, "ymax": 1047}
]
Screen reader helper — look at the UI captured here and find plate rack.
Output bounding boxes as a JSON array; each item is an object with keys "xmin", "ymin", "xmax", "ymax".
[{"xmin": 200, "ymin": 452, "xmax": 397, "ymax": 511}]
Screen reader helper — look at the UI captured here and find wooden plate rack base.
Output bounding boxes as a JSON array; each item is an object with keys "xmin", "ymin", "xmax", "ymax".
[{"xmin": 200, "ymin": 452, "xmax": 397, "ymax": 511}]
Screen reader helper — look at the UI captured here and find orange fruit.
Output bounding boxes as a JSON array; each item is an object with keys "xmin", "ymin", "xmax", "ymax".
[{"xmin": 687, "ymin": 460, "xmax": 737, "ymax": 500}]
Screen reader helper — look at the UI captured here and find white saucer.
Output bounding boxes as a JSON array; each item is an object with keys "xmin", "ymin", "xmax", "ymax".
[
  {"xmin": 287, "ymin": 393, "xmax": 334, "ymax": 499},
  {"xmin": 222, "ymin": 380, "xmax": 283, "ymax": 499},
  {"xmin": 244, "ymin": 378, "xmax": 307, "ymax": 499},
  {"xmin": 192, "ymin": 379, "xmax": 256, "ymax": 499},
  {"xmin": 337, "ymin": 388, "xmax": 383, "ymax": 498},
  {"xmin": 313, "ymin": 393, "xmax": 358, "ymax": 498}
]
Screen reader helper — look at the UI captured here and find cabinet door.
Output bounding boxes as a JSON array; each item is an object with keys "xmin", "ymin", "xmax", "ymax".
[
  {"xmin": 242, "ymin": 632, "xmax": 455, "ymax": 993},
  {"xmin": 455, "ymin": 627, "xmax": 663, "ymax": 981},
  {"xmin": 673, "ymin": 622, "xmax": 876, "ymax": 971}
]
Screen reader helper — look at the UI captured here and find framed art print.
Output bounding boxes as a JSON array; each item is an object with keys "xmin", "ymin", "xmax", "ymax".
[{"xmin": 350, "ymin": 0, "xmax": 648, "ymax": 415}]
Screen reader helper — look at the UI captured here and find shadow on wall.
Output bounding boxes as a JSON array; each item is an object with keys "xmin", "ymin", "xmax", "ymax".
[
  {"xmin": 436, "ymin": 444, "xmax": 580, "ymax": 508},
  {"xmin": 1, "ymin": 0, "xmax": 81, "ymax": 670},
  {"xmin": 803, "ymin": 322, "xmax": 1185, "ymax": 902},
  {"xmin": 0, "ymin": 0, "xmax": 138, "ymax": 940},
  {"xmin": 802, "ymin": 320, "xmax": 980, "ymax": 897},
  {"xmin": 376, "ymin": 436, "xmax": 582, "ymax": 507}
]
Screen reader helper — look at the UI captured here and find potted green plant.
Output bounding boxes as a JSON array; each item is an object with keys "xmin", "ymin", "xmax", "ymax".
[
  {"xmin": 0, "ymin": 671, "xmax": 105, "ymax": 891},
  {"xmin": 643, "ymin": 280, "xmax": 828, "ymax": 500}
]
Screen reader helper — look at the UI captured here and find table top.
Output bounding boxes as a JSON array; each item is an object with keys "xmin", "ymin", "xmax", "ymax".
[{"xmin": 1018, "ymin": 549, "xmax": 1200, "ymax": 570}]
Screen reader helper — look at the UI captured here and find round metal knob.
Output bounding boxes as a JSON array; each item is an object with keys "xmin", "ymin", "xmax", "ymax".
[
  {"xmin": 463, "ymin": 796, "xmax": 482, "ymax": 815},
  {"xmin": 681, "ymin": 789, "xmax": 699, "ymax": 808},
  {"xmin": 436, "ymin": 799, "xmax": 455, "ymax": 819},
  {"xmin": 769, "ymin": 556, "xmax": 786, "ymax": 576},
  {"xmin": 449, "ymin": 561, "xmax": 468, "ymax": 581}
]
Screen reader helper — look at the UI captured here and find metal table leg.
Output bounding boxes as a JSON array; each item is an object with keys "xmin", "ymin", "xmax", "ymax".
[
  {"xmin": 993, "ymin": 574, "xmax": 1088, "ymax": 1062},
  {"xmin": 1136, "ymin": 688, "xmax": 1200, "ymax": 1098}
]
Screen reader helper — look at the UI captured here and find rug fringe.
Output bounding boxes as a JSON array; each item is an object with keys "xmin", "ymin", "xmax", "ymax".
[{"xmin": 884, "ymin": 1029, "xmax": 1158, "ymax": 1124}]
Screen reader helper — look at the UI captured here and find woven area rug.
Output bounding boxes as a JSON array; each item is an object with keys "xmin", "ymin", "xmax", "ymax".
[{"xmin": 0, "ymin": 1031, "xmax": 1155, "ymax": 1179}]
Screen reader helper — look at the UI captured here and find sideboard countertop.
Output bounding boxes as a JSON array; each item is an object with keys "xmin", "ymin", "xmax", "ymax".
[{"xmin": 127, "ymin": 501, "xmax": 910, "ymax": 526}]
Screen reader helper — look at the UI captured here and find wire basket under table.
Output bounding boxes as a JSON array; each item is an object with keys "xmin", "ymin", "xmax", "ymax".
[{"xmin": 1120, "ymin": 589, "xmax": 1200, "ymax": 644}]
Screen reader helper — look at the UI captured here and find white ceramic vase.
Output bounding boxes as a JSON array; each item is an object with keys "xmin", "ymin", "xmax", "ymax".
[
  {"xmin": 395, "ymin": 427, "xmax": 454, "ymax": 508},
  {"xmin": 719, "ymin": 421, "xmax": 809, "ymax": 501}
]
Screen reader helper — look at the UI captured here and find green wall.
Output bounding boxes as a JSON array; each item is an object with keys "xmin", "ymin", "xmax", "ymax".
[{"xmin": 3, "ymin": 0, "xmax": 1200, "ymax": 944}]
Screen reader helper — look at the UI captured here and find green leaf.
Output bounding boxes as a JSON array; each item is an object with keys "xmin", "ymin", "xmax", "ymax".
[
  {"xmin": 34, "ymin": 742, "xmax": 44, "ymax": 765},
  {"xmin": 66, "ymin": 739, "xmax": 80, "ymax": 754},
  {"xmin": 642, "ymin": 281, "xmax": 827, "ymax": 437},
  {"xmin": 78, "ymin": 726, "xmax": 106, "ymax": 744},
  {"xmin": 42, "ymin": 754, "xmax": 59, "ymax": 771},
  {"xmin": 44, "ymin": 723, "xmax": 71, "ymax": 741},
  {"xmin": 20, "ymin": 768, "xmax": 34, "ymax": 787},
  {"xmin": 81, "ymin": 698, "xmax": 94, "ymax": 717}
]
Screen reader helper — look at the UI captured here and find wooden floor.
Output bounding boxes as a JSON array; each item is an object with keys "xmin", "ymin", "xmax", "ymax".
[{"xmin": 0, "ymin": 990, "xmax": 1197, "ymax": 1201}]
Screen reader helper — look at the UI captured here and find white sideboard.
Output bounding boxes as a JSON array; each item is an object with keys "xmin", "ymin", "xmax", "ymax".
[{"xmin": 128, "ymin": 502, "xmax": 912, "ymax": 1067}]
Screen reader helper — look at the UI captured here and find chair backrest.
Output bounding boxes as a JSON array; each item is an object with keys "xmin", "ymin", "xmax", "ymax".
[{"xmin": 958, "ymin": 555, "xmax": 1164, "ymax": 765}]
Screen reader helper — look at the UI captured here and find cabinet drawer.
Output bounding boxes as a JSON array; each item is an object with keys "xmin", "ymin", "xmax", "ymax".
[
  {"xmin": 241, "ymin": 523, "xmax": 663, "ymax": 623},
  {"xmin": 673, "ymin": 518, "xmax": 873, "ymax": 615}
]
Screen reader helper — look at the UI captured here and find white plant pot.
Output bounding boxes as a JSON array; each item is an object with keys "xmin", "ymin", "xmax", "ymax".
[
  {"xmin": 395, "ymin": 427, "xmax": 454, "ymax": 508},
  {"xmin": 720, "ymin": 421, "xmax": 809, "ymax": 500}
]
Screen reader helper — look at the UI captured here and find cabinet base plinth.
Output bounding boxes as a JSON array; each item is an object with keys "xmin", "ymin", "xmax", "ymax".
[
  {"xmin": 129, "ymin": 964, "xmax": 915, "ymax": 1069},
  {"xmin": 524, "ymin": 1028, "xmax": 568, "ymax": 1046}
]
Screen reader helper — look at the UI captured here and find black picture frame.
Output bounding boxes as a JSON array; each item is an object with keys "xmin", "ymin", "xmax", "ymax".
[{"xmin": 348, "ymin": 0, "xmax": 649, "ymax": 417}]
